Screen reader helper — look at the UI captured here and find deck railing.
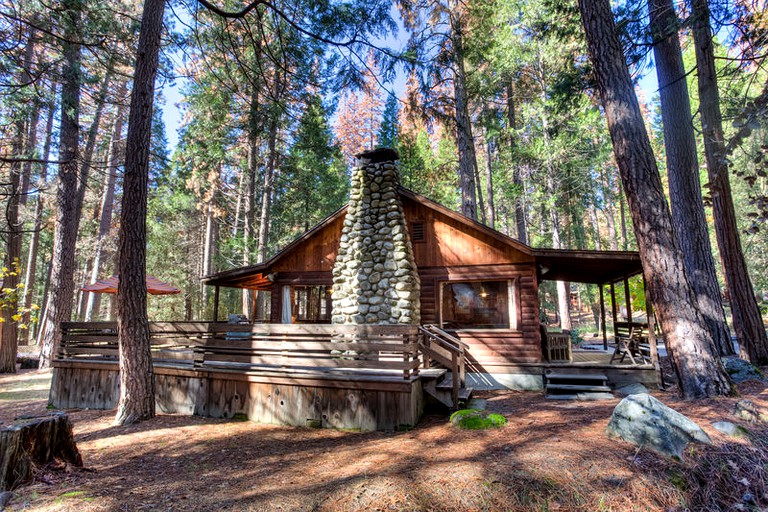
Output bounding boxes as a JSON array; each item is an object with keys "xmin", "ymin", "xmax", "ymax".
[
  {"xmin": 58, "ymin": 322, "xmax": 421, "ymax": 379},
  {"xmin": 417, "ymin": 324, "xmax": 467, "ymax": 407}
]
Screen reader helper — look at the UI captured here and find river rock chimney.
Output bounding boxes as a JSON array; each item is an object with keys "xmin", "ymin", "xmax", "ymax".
[{"xmin": 331, "ymin": 148, "xmax": 421, "ymax": 325}]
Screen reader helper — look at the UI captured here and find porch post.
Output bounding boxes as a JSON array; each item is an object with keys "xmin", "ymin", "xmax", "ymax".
[
  {"xmin": 623, "ymin": 277, "xmax": 632, "ymax": 322},
  {"xmin": 213, "ymin": 286, "xmax": 220, "ymax": 322},
  {"xmin": 610, "ymin": 282, "xmax": 618, "ymax": 339},
  {"xmin": 599, "ymin": 284, "xmax": 607, "ymax": 350},
  {"xmin": 643, "ymin": 277, "xmax": 664, "ymax": 388}
]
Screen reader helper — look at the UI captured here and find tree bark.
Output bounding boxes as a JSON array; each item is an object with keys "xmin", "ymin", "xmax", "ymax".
[
  {"xmin": 115, "ymin": 0, "xmax": 166, "ymax": 425},
  {"xmin": 649, "ymin": 0, "xmax": 734, "ymax": 356},
  {"xmin": 691, "ymin": 0, "xmax": 768, "ymax": 365},
  {"xmin": 0, "ymin": 413, "xmax": 82, "ymax": 491},
  {"xmin": 39, "ymin": 1, "xmax": 83, "ymax": 368},
  {"xmin": 578, "ymin": 0, "xmax": 732, "ymax": 398},
  {"xmin": 85, "ymin": 81, "xmax": 127, "ymax": 321}
]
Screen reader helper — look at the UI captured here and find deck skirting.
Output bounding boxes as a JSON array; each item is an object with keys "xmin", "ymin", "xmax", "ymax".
[{"xmin": 50, "ymin": 362, "xmax": 423, "ymax": 431}]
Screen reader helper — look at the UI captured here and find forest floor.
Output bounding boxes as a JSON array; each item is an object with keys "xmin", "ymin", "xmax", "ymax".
[{"xmin": 1, "ymin": 367, "xmax": 767, "ymax": 512}]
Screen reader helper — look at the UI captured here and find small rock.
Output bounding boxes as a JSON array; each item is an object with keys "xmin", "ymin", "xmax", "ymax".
[
  {"xmin": 616, "ymin": 383, "xmax": 649, "ymax": 397},
  {"xmin": 734, "ymin": 400, "xmax": 767, "ymax": 423},
  {"xmin": 0, "ymin": 492, "xmax": 13, "ymax": 508},
  {"xmin": 711, "ymin": 421, "xmax": 740, "ymax": 436}
]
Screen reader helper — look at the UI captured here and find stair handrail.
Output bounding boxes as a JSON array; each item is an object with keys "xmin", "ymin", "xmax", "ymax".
[{"xmin": 418, "ymin": 324, "xmax": 467, "ymax": 408}]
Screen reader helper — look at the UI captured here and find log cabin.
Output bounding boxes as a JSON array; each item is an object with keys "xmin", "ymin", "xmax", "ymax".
[
  {"xmin": 50, "ymin": 149, "xmax": 657, "ymax": 431},
  {"xmin": 203, "ymin": 148, "xmax": 654, "ymax": 391}
]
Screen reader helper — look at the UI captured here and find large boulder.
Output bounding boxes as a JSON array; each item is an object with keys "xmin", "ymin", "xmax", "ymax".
[{"xmin": 607, "ymin": 393, "xmax": 711, "ymax": 459}]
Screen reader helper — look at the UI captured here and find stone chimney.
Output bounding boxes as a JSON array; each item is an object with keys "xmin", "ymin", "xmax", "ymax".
[{"xmin": 331, "ymin": 148, "xmax": 421, "ymax": 325}]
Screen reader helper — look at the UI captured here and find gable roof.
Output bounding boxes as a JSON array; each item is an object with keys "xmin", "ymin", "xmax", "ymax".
[{"xmin": 202, "ymin": 186, "xmax": 642, "ymax": 288}]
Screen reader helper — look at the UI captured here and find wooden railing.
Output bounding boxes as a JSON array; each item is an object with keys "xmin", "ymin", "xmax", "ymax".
[
  {"xmin": 58, "ymin": 322, "xmax": 421, "ymax": 379},
  {"xmin": 418, "ymin": 324, "xmax": 467, "ymax": 407}
]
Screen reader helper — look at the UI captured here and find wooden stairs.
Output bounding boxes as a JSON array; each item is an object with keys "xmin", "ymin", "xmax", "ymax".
[
  {"xmin": 421, "ymin": 369, "xmax": 473, "ymax": 409},
  {"xmin": 544, "ymin": 371, "xmax": 614, "ymax": 400}
]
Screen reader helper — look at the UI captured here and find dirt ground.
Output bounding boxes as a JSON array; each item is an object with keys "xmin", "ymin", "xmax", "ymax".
[{"xmin": 1, "ymin": 369, "xmax": 767, "ymax": 512}]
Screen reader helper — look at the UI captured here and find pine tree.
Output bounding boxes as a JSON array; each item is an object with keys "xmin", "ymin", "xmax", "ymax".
[{"xmin": 378, "ymin": 93, "xmax": 399, "ymax": 149}]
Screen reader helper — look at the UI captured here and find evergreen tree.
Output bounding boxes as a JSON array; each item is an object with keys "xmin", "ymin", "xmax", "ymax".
[{"xmin": 378, "ymin": 93, "xmax": 399, "ymax": 149}]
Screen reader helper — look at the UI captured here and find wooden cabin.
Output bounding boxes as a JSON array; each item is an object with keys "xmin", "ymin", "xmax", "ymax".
[
  {"xmin": 203, "ymin": 187, "xmax": 651, "ymax": 391},
  {"xmin": 49, "ymin": 150, "xmax": 656, "ymax": 430}
]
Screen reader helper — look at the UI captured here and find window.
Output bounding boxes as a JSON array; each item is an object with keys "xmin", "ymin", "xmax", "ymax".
[
  {"xmin": 440, "ymin": 280, "xmax": 516, "ymax": 330},
  {"xmin": 291, "ymin": 286, "xmax": 332, "ymax": 323}
]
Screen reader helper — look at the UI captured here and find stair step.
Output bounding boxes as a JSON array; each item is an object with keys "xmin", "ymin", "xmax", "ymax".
[
  {"xmin": 546, "ymin": 384, "xmax": 612, "ymax": 392},
  {"xmin": 545, "ymin": 373, "xmax": 608, "ymax": 382},
  {"xmin": 545, "ymin": 391, "xmax": 615, "ymax": 401},
  {"xmin": 436, "ymin": 379, "xmax": 462, "ymax": 391},
  {"xmin": 419, "ymin": 368, "xmax": 448, "ymax": 381}
]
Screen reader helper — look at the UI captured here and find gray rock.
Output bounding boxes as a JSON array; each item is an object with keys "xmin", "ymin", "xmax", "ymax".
[
  {"xmin": 734, "ymin": 399, "xmax": 767, "ymax": 423},
  {"xmin": 616, "ymin": 383, "xmax": 649, "ymax": 397},
  {"xmin": 0, "ymin": 491, "xmax": 13, "ymax": 508},
  {"xmin": 711, "ymin": 421, "xmax": 741, "ymax": 437},
  {"xmin": 723, "ymin": 358, "xmax": 765, "ymax": 383},
  {"xmin": 607, "ymin": 393, "xmax": 711, "ymax": 459}
]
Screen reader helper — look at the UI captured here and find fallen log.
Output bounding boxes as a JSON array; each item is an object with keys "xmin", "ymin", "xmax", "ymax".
[{"xmin": 0, "ymin": 412, "xmax": 82, "ymax": 490}]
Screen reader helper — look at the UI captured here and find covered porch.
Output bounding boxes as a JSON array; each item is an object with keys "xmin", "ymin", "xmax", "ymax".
[{"xmin": 532, "ymin": 248, "xmax": 662, "ymax": 393}]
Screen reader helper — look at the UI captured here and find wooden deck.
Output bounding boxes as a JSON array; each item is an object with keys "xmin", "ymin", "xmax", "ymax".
[
  {"xmin": 50, "ymin": 322, "xmax": 659, "ymax": 428},
  {"xmin": 51, "ymin": 322, "xmax": 424, "ymax": 431}
]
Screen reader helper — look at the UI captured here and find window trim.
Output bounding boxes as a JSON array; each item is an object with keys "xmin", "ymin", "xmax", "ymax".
[{"xmin": 438, "ymin": 278, "xmax": 519, "ymax": 331}]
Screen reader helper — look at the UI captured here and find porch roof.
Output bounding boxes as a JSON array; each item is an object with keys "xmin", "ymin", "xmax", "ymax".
[{"xmin": 532, "ymin": 248, "xmax": 643, "ymax": 285}]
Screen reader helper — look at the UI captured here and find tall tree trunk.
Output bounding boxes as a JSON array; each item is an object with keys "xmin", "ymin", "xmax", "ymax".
[
  {"xmin": 115, "ymin": 0, "xmax": 166, "ymax": 425},
  {"xmin": 600, "ymin": 166, "xmax": 619, "ymax": 250},
  {"xmin": 23, "ymin": 83, "xmax": 56, "ymax": 343},
  {"xmin": 76, "ymin": 64, "xmax": 113, "ymax": 206},
  {"xmin": 0, "ymin": 124, "xmax": 25, "ymax": 372},
  {"xmin": 19, "ymin": 26, "xmax": 39, "ymax": 208},
  {"xmin": 691, "ymin": 0, "xmax": 768, "ymax": 364},
  {"xmin": 85, "ymin": 82, "xmax": 127, "ymax": 321},
  {"xmin": 450, "ymin": 11, "xmax": 478, "ymax": 221},
  {"xmin": 243, "ymin": 87, "xmax": 259, "ymax": 315},
  {"xmin": 39, "ymin": 1, "xmax": 83, "ymax": 368},
  {"xmin": 590, "ymin": 201, "xmax": 603, "ymax": 250},
  {"xmin": 257, "ymin": 118, "xmax": 278, "ymax": 261},
  {"xmin": 506, "ymin": 82, "xmax": 527, "ymax": 244},
  {"xmin": 578, "ymin": 0, "xmax": 732, "ymax": 398},
  {"xmin": 485, "ymin": 138, "xmax": 495, "ymax": 228},
  {"xmin": 649, "ymin": 0, "xmax": 734, "ymax": 356}
]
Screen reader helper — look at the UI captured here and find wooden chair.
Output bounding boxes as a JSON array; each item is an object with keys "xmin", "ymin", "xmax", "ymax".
[
  {"xmin": 610, "ymin": 322, "xmax": 649, "ymax": 365},
  {"xmin": 541, "ymin": 324, "xmax": 573, "ymax": 362}
]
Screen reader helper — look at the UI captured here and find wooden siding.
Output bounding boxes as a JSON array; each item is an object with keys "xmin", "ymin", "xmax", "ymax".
[
  {"xmin": 272, "ymin": 215, "xmax": 345, "ymax": 273},
  {"xmin": 402, "ymin": 196, "xmax": 534, "ymax": 267},
  {"xmin": 418, "ymin": 264, "xmax": 542, "ymax": 365}
]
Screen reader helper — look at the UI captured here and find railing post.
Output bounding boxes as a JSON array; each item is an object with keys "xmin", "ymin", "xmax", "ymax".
[
  {"xmin": 459, "ymin": 349, "xmax": 465, "ymax": 388},
  {"xmin": 451, "ymin": 351, "xmax": 459, "ymax": 408},
  {"xmin": 410, "ymin": 331, "xmax": 419, "ymax": 377}
]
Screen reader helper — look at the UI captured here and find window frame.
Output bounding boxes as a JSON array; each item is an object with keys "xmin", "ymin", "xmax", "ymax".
[{"xmin": 438, "ymin": 278, "xmax": 519, "ymax": 331}]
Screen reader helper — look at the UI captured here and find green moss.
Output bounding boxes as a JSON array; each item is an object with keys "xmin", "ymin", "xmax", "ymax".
[{"xmin": 450, "ymin": 409, "xmax": 507, "ymax": 430}]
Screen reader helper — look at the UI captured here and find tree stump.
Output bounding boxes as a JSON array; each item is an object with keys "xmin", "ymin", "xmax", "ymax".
[{"xmin": 0, "ymin": 412, "xmax": 82, "ymax": 490}]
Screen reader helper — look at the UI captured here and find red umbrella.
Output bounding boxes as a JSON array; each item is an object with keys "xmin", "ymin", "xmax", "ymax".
[{"xmin": 81, "ymin": 275, "xmax": 181, "ymax": 295}]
